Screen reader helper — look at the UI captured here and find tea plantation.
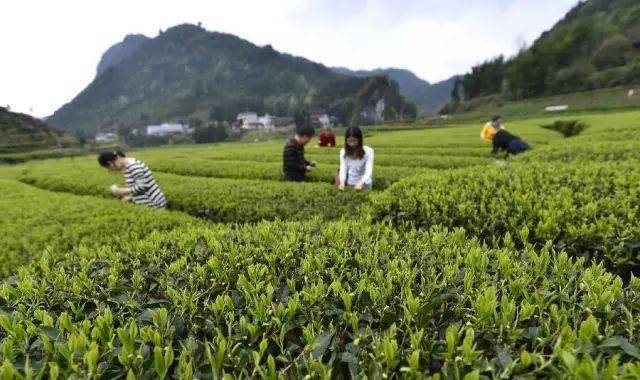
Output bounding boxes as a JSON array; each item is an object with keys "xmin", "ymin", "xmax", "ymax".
[{"xmin": 1, "ymin": 111, "xmax": 640, "ymax": 378}]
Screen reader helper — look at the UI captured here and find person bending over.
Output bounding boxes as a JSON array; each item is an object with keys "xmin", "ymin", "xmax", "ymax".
[
  {"xmin": 283, "ymin": 125, "xmax": 316, "ymax": 182},
  {"xmin": 338, "ymin": 126, "xmax": 374, "ymax": 191},
  {"xmin": 481, "ymin": 115, "xmax": 504, "ymax": 142},
  {"xmin": 492, "ymin": 129, "xmax": 531, "ymax": 157},
  {"xmin": 97, "ymin": 150, "xmax": 167, "ymax": 208}
]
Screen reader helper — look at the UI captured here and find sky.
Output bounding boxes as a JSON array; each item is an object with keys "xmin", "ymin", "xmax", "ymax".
[{"xmin": 1, "ymin": 0, "xmax": 578, "ymax": 117}]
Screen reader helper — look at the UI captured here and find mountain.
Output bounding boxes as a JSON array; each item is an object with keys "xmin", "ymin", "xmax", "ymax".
[
  {"xmin": 453, "ymin": 0, "xmax": 640, "ymax": 104},
  {"xmin": 0, "ymin": 107, "xmax": 77, "ymax": 153},
  {"xmin": 48, "ymin": 24, "xmax": 414, "ymax": 134},
  {"xmin": 96, "ymin": 34, "xmax": 150, "ymax": 77},
  {"xmin": 332, "ymin": 67, "xmax": 456, "ymax": 114}
]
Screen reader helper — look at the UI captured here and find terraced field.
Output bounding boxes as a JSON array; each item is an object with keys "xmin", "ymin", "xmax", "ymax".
[{"xmin": 1, "ymin": 110, "xmax": 640, "ymax": 378}]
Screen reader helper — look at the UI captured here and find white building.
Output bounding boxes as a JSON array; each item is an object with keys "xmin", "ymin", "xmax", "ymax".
[
  {"xmin": 237, "ymin": 112, "xmax": 284, "ymax": 131},
  {"xmin": 237, "ymin": 112, "xmax": 259, "ymax": 128},
  {"xmin": 258, "ymin": 114, "xmax": 275, "ymax": 129},
  {"xmin": 94, "ymin": 132, "xmax": 118, "ymax": 143},
  {"xmin": 146, "ymin": 123, "xmax": 191, "ymax": 136}
]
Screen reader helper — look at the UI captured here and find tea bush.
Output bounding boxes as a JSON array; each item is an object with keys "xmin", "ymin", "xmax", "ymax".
[
  {"xmin": 139, "ymin": 157, "xmax": 435, "ymax": 190},
  {"xmin": 153, "ymin": 150, "xmax": 492, "ymax": 169},
  {"xmin": 369, "ymin": 161, "xmax": 640, "ymax": 268},
  {"xmin": 0, "ymin": 179, "xmax": 201, "ymax": 276},
  {"xmin": 2, "ymin": 221, "xmax": 640, "ymax": 378},
  {"xmin": 17, "ymin": 160, "xmax": 368, "ymax": 223}
]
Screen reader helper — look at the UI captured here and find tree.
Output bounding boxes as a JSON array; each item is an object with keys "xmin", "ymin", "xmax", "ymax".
[
  {"xmin": 592, "ymin": 35, "xmax": 633, "ymax": 70},
  {"xmin": 461, "ymin": 56, "xmax": 505, "ymax": 100},
  {"xmin": 192, "ymin": 123, "xmax": 228, "ymax": 144}
]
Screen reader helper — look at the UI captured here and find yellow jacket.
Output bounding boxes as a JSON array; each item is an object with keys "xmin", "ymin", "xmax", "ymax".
[{"xmin": 481, "ymin": 122, "xmax": 499, "ymax": 142}]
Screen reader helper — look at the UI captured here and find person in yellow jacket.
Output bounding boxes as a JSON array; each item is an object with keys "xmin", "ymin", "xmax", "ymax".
[{"xmin": 481, "ymin": 116, "xmax": 503, "ymax": 142}]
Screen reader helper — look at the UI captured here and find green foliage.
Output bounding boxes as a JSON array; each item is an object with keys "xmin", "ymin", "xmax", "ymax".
[
  {"xmin": 192, "ymin": 123, "xmax": 228, "ymax": 144},
  {"xmin": 453, "ymin": 0, "xmax": 640, "ymax": 104},
  {"xmin": 48, "ymin": 25, "xmax": 412, "ymax": 135},
  {"xmin": 0, "ymin": 179, "xmax": 200, "ymax": 276},
  {"xmin": 2, "ymin": 220, "xmax": 640, "ymax": 377},
  {"xmin": 16, "ymin": 159, "xmax": 368, "ymax": 223},
  {"xmin": 0, "ymin": 107, "xmax": 78, "ymax": 154},
  {"xmin": 369, "ymin": 161, "xmax": 640, "ymax": 268},
  {"xmin": 461, "ymin": 56, "xmax": 505, "ymax": 100},
  {"xmin": 592, "ymin": 35, "xmax": 633, "ymax": 70},
  {"xmin": 541, "ymin": 120, "xmax": 588, "ymax": 137}
]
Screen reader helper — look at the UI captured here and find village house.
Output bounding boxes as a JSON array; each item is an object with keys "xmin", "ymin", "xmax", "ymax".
[
  {"xmin": 236, "ymin": 112, "xmax": 294, "ymax": 131},
  {"xmin": 94, "ymin": 132, "xmax": 119, "ymax": 143},
  {"xmin": 146, "ymin": 123, "xmax": 192, "ymax": 136}
]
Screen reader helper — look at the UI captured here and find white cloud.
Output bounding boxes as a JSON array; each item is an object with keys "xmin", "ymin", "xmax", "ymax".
[{"xmin": 0, "ymin": 0, "xmax": 576, "ymax": 117}]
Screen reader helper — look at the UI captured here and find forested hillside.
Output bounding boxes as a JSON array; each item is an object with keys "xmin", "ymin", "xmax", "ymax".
[
  {"xmin": 48, "ymin": 24, "xmax": 415, "ymax": 135},
  {"xmin": 444, "ymin": 0, "xmax": 640, "ymax": 110}
]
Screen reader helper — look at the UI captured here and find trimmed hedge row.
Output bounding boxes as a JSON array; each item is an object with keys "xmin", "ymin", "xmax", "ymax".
[{"xmin": 2, "ymin": 220, "xmax": 640, "ymax": 378}]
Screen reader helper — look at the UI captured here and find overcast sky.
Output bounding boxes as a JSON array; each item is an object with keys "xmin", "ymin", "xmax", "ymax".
[{"xmin": 1, "ymin": 0, "xmax": 577, "ymax": 117}]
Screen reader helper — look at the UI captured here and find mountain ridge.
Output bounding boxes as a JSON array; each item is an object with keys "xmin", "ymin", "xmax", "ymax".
[
  {"xmin": 49, "ymin": 24, "xmax": 414, "ymax": 135},
  {"xmin": 331, "ymin": 66, "xmax": 457, "ymax": 114}
]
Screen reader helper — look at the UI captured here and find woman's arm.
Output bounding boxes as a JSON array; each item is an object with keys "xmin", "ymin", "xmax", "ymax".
[
  {"xmin": 360, "ymin": 148, "xmax": 374, "ymax": 185},
  {"xmin": 338, "ymin": 149, "xmax": 347, "ymax": 185}
]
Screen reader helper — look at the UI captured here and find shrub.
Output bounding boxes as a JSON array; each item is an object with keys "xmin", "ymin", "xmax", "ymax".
[
  {"xmin": 0, "ymin": 179, "xmax": 200, "ymax": 276},
  {"xmin": 592, "ymin": 35, "xmax": 633, "ymax": 70},
  {"xmin": 17, "ymin": 159, "xmax": 369, "ymax": 223},
  {"xmin": 368, "ymin": 162, "xmax": 640, "ymax": 269},
  {"xmin": 2, "ymin": 221, "xmax": 640, "ymax": 377},
  {"xmin": 541, "ymin": 120, "xmax": 588, "ymax": 137}
]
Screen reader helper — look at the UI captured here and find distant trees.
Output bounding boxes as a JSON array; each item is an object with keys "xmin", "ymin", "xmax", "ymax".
[
  {"xmin": 193, "ymin": 123, "xmax": 228, "ymax": 144},
  {"xmin": 443, "ymin": 0, "xmax": 640, "ymax": 107},
  {"xmin": 461, "ymin": 56, "xmax": 505, "ymax": 100},
  {"xmin": 592, "ymin": 35, "xmax": 633, "ymax": 70}
]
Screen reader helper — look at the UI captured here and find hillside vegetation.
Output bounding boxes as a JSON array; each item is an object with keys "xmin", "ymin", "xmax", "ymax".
[
  {"xmin": 442, "ymin": 0, "xmax": 640, "ymax": 113},
  {"xmin": 48, "ymin": 24, "xmax": 415, "ymax": 135},
  {"xmin": 0, "ymin": 107, "xmax": 77, "ymax": 152}
]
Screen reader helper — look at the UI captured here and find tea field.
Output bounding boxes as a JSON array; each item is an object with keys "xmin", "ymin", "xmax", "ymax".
[{"xmin": 1, "ymin": 111, "xmax": 640, "ymax": 378}]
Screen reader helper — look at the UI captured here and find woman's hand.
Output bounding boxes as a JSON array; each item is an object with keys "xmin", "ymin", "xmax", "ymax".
[
  {"xmin": 110, "ymin": 185, "xmax": 130, "ymax": 197},
  {"xmin": 354, "ymin": 181, "xmax": 364, "ymax": 190},
  {"xmin": 110, "ymin": 184, "xmax": 121, "ymax": 197}
]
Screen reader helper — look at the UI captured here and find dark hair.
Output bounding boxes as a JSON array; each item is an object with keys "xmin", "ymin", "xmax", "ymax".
[
  {"xmin": 492, "ymin": 115, "xmax": 502, "ymax": 123},
  {"xmin": 98, "ymin": 150, "xmax": 125, "ymax": 167},
  {"xmin": 296, "ymin": 125, "xmax": 315, "ymax": 137},
  {"xmin": 344, "ymin": 126, "xmax": 365, "ymax": 159}
]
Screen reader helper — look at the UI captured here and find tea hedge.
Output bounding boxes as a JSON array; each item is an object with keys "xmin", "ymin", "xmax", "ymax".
[
  {"xmin": 144, "ymin": 150, "xmax": 492, "ymax": 169},
  {"xmin": 2, "ymin": 220, "xmax": 640, "ymax": 378},
  {"xmin": 369, "ymin": 161, "xmax": 640, "ymax": 269},
  {"xmin": 0, "ymin": 179, "xmax": 201, "ymax": 276},
  {"xmin": 139, "ymin": 157, "xmax": 434, "ymax": 190},
  {"xmin": 17, "ymin": 160, "xmax": 368, "ymax": 223}
]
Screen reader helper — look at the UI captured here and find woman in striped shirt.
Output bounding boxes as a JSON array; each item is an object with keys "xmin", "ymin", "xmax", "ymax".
[{"xmin": 97, "ymin": 151, "xmax": 167, "ymax": 208}]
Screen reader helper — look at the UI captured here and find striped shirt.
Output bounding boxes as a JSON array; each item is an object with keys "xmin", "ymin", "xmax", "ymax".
[{"xmin": 123, "ymin": 158, "xmax": 167, "ymax": 208}]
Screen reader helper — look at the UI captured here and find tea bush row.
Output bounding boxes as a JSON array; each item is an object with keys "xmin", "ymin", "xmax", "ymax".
[
  {"xmin": 17, "ymin": 160, "xmax": 368, "ymax": 223},
  {"xmin": 141, "ymin": 157, "xmax": 434, "ymax": 190},
  {"xmin": 0, "ymin": 179, "xmax": 201, "ymax": 276},
  {"xmin": 2, "ymin": 221, "xmax": 640, "ymax": 378},
  {"xmin": 369, "ymin": 161, "xmax": 640, "ymax": 269}
]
